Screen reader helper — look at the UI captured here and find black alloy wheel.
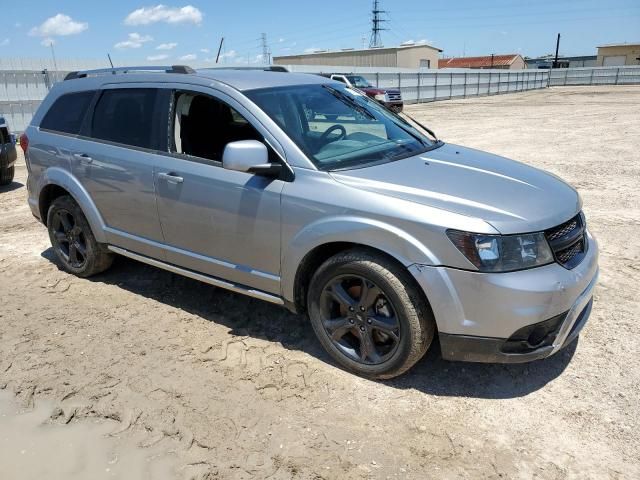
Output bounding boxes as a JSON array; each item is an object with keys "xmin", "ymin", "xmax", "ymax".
[{"xmin": 320, "ymin": 274, "xmax": 401, "ymax": 364}]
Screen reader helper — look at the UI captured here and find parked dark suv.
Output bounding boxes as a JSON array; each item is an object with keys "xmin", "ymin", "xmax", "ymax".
[{"xmin": 0, "ymin": 117, "xmax": 17, "ymax": 185}]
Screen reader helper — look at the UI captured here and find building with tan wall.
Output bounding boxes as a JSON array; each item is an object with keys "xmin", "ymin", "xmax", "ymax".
[
  {"xmin": 596, "ymin": 43, "xmax": 640, "ymax": 66},
  {"xmin": 273, "ymin": 44, "xmax": 442, "ymax": 69}
]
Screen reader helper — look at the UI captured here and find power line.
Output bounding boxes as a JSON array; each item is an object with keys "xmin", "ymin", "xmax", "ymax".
[
  {"xmin": 260, "ymin": 33, "xmax": 271, "ymax": 64},
  {"xmin": 369, "ymin": 0, "xmax": 388, "ymax": 48}
]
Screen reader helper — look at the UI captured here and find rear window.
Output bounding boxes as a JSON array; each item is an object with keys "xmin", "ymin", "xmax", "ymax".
[
  {"xmin": 0, "ymin": 127, "xmax": 8, "ymax": 144},
  {"xmin": 90, "ymin": 88, "xmax": 159, "ymax": 150},
  {"xmin": 40, "ymin": 91, "xmax": 95, "ymax": 135}
]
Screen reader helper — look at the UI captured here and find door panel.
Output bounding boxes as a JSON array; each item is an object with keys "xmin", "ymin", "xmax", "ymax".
[
  {"xmin": 154, "ymin": 154, "xmax": 283, "ymax": 294},
  {"xmin": 72, "ymin": 137, "xmax": 166, "ymax": 259},
  {"xmin": 71, "ymin": 86, "xmax": 169, "ymax": 259}
]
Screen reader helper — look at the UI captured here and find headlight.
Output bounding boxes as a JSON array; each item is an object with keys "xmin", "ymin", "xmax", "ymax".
[
  {"xmin": 446, "ymin": 230, "xmax": 554, "ymax": 272},
  {"xmin": 374, "ymin": 93, "xmax": 387, "ymax": 102}
]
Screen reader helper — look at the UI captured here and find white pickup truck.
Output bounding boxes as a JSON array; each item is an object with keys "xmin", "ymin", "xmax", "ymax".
[{"xmin": 327, "ymin": 74, "xmax": 403, "ymax": 112}]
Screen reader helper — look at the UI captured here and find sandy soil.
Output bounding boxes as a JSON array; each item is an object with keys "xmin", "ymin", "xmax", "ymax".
[{"xmin": 1, "ymin": 86, "xmax": 639, "ymax": 479}]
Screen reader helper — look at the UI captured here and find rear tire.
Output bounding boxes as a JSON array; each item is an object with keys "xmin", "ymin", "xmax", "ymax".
[
  {"xmin": 307, "ymin": 249, "xmax": 435, "ymax": 379},
  {"xmin": 0, "ymin": 164, "xmax": 14, "ymax": 186},
  {"xmin": 47, "ymin": 195, "xmax": 113, "ymax": 277}
]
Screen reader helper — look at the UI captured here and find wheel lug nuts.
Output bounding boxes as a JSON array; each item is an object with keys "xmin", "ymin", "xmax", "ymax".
[
  {"xmin": 367, "ymin": 318, "xmax": 372, "ymax": 324},
  {"xmin": 348, "ymin": 307, "xmax": 354, "ymax": 312},
  {"xmin": 359, "ymin": 326, "xmax": 365, "ymax": 332},
  {"xmin": 349, "ymin": 318, "xmax": 354, "ymax": 324},
  {"xmin": 360, "ymin": 306, "xmax": 365, "ymax": 312}
]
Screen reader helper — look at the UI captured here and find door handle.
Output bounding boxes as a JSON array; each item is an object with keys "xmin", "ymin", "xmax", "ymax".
[
  {"xmin": 73, "ymin": 153, "xmax": 93, "ymax": 164},
  {"xmin": 158, "ymin": 172, "xmax": 184, "ymax": 184}
]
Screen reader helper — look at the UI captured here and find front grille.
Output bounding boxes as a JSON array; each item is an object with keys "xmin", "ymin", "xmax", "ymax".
[
  {"xmin": 545, "ymin": 213, "xmax": 587, "ymax": 269},
  {"xmin": 386, "ymin": 89, "xmax": 402, "ymax": 102}
]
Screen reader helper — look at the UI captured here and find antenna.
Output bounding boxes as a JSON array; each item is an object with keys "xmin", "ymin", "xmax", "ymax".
[
  {"xmin": 261, "ymin": 33, "xmax": 271, "ymax": 64},
  {"xmin": 369, "ymin": 0, "xmax": 387, "ymax": 48},
  {"xmin": 215, "ymin": 37, "xmax": 224, "ymax": 63},
  {"xmin": 107, "ymin": 53, "xmax": 114, "ymax": 68}
]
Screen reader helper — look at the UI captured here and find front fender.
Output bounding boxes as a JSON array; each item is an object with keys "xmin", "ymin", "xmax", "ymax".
[
  {"xmin": 38, "ymin": 167, "xmax": 107, "ymax": 243},
  {"xmin": 280, "ymin": 215, "xmax": 438, "ymax": 302}
]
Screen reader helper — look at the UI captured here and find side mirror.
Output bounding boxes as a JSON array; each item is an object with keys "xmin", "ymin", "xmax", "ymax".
[{"xmin": 222, "ymin": 140, "xmax": 281, "ymax": 176}]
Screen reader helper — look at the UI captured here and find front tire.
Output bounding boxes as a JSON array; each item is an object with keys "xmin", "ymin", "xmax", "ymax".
[
  {"xmin": 307, "ymin": 249, "xmax": 435, "ymax": 379},
  {"xmin": 47, "ymin": 195, "xmax": 113, "ymax": 277}
]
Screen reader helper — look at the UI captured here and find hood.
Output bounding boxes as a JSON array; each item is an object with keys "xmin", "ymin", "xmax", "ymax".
[
  {"xmin": 330, "ymin": 143, "xmax": 581, "ymax": 234},
  {"xmin": 361, "ymin": 87, "xmax": 386, "ymax": 95}
]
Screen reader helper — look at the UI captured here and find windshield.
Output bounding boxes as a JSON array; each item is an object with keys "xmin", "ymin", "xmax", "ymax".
[
  {"xmin": 346, "ymin": 75, "xmax": 372, "ymax": 88},
  {"xmin": 246, "ymin": 83, "xmax": 440, "ymax": 170}
]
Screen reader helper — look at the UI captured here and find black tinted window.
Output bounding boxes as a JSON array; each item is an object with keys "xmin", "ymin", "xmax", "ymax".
[
  {"xmin": 41, "ymin": 91, "xmax": 94, "ymax": 134},
  {"xmin": 91, "ymin": 89, "xmax": 159, "ymax": 149},
  {"xmin": 0, "ymin": 127, "xmax": 8, "ymax": 144}
]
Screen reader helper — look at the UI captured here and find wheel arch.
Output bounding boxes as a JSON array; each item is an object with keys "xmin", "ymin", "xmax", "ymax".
[
  {"xmin": 282, "ymin": 216, "xmax": 438, "ymax": 314},
  {"xmin": 38, "ymin": 167, "xmax": 107, "ymax": 243}
]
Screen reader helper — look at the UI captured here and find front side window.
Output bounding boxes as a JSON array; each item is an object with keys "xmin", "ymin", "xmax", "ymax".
[
  {"xmin": 246, "ymin": 84, "xmax": 438, "ymax": 170},
  {"xmin": 172, "ymin": 91, "xmax": 262, "ymax": 162},
  {"xmin": 40, "ymin": 91, "xmax": 95, "ymax": 135},
  {"xmin": 90, "ymin": 89, "xmax": 159, "ymax": 149}
]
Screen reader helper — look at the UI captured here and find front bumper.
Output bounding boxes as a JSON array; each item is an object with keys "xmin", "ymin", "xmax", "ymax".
[{"xmin": 409, "ymin": 230, "xmax": 599, "ymax": 363}]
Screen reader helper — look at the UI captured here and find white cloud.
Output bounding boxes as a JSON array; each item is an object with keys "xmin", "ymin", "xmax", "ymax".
[
  {"xmin": 41, "ymin": 38, "xmax": 55, "ymax": 47},
  {"xmin": 200, "ymin": 48, "xmax": 209, "ymax": 53},
  {"xmin": 0, "ymin": 38, "xmax": 9, "ymax": 47},
  {"xmin": 115, "ymin": 33, "xmax": 153, "ymax": 49},
  {"xmin": 156, "ymin": 42, "xmax": 177, "ymax": 50},
  {"xmin": 147, "ymin": 54, "xmax": 169, "ymax": 61},
  {"xmin": 278, "ymin": 38, "xmax": 285, "ymax": 43},
  {"xmin": 218, "ymin": 50, "xmax": 237, "ymax": 61},
  {"xmin": 125, "ymin": 5, "xmax": 203, "ymax": 26},
  {"xmin": 304, "ymin": 48, "xmax": 319, "ymax": 54},
  {"xmin": 29, "ymin": 14, "xmax": 88, "ymax": 37},
  {"xmin": 179, "ymin": 53, "xmax": 197, "ymax": 61}
]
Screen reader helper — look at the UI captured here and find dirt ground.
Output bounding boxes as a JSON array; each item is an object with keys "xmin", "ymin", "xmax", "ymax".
[{"xmin": 1, "ymin": 86, "xmax": 639, "ymax": 479}]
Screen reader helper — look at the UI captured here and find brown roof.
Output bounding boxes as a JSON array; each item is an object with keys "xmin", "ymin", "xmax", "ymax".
[{"xmin": 438, "ymin": 54, "xmax": 522, "ymax": 68}]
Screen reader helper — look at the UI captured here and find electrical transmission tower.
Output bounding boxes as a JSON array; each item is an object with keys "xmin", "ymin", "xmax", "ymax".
[
  {"xmin": 369, "ymin": 0, "xmax": 387, "ymax": 48},
  {"xmin": 260, "ymin": 33, "xmax": 271, "ymax": 64}
]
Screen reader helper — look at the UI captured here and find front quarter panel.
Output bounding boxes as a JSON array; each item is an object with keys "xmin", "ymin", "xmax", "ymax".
[{"xmin": 280, "ymin": 167, "xmax": 496, "ymax": 302}]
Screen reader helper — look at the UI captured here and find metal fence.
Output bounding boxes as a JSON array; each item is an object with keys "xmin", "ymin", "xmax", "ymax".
[
  {"xmin": 2, "ymin": 61, "xmax": 639, "ymax": 133},
  {"xmin": 361, "ymin": 69, "xmax": 548, "ymax": 102},
  {"xmin": 549, "ymin": 66, "xmax": 640, "ymax": 86}
]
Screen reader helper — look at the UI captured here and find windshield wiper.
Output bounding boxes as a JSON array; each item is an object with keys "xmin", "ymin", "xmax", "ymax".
[
  {"xmin": 322, "ymin": 85, "xmax": 376, "ymax": 120},
  {"xmin": 396, "ymin": 112, "xmax": 439, "ymax": 143}
]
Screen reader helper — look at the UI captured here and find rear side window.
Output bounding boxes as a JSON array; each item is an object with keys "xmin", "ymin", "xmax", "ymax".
[
  {"xmin": 40, "ymin": 91, "xmax": 95, "ymax": 135},
  {"xmin": 0, "ymin": 127, "xmax": 8, "ymax": 144},
  {"xmin": 90, "ymin": 89, "xmax": 159, "ymax": 149}
]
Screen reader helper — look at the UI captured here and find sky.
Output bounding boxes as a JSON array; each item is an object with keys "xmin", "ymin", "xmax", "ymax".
[{"xmin": 2, "ymin": 0, "xmax": 639, "ymax": 65}]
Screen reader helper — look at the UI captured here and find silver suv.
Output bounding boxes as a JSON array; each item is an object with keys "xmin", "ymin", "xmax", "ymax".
[{"xmin": 24, "ymin": 66, "xmax": 598, "ymax": 378}]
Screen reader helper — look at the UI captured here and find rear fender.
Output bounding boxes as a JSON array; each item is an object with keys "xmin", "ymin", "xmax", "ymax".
[{"xmin": 38, "ymin": 167, "xmax": 107, "ymax": 243}]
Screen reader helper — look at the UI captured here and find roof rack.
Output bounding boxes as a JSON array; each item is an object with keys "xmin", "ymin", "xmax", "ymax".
[{"xmin": 64, "ymin": 65, "xmax": 195, "ymax": 81}]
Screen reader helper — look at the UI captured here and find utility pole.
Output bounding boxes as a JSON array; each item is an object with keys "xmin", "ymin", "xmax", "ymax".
[
  {"xmin": 553, "ymin": 33, "xmax": 561, "ymax": 68},
  {"xmin": 215, "ymin": 37, "xmax": 224, "ymax": 63},
  {"xmin": 490, "ymin": 53, "xmax": 495, "ymax": 68},
  {"xmin": 261, "ymin": 33, "xmax": 271, "ymax": 64},
  {"xmin": 369, "ymin": 0, "xmax": 387, "ymax": 48},
  {"xmin": 49, "ymin": 40, "xmax": 58, "ymax": 71}
]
